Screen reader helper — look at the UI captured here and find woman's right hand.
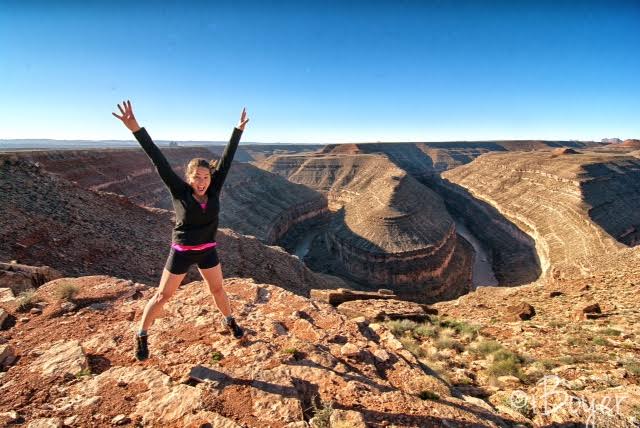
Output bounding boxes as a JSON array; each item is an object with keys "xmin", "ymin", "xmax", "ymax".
[{"xmin": 112, "ymin": 100, "xmax": 141, "ymax": 132}]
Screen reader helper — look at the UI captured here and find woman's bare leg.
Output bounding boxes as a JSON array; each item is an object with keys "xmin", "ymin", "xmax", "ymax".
[
  {"xmin": 198, "ymin": 263, "xmax": 232, "ymax": 316},
  {"xmin": 139, "ymin": 268, "xmax": 186, "ymax": 332}
]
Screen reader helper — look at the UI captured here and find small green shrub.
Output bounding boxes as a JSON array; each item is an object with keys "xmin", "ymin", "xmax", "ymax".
[
  {"xmin": 211, "ymin": 351, "xmax": 223, "ymax": 363},
  {"xmin": 418, "ymin": 390, "xmax": 440, "ymax": 400},
  {"xmin": 413, "ymin": 324, "xmax": 438, "ymax": 339},
  {"xmin": 435, "ymin": 338, "xmax": 465, "ymax": 352},
  {"xmin": 558, "ymin": 355, "xmax": 577, "ymax": 365},
  {"xmin": 488, "ymin": 350, "xmax": 524, "ymax": 378},
  {"xmin": 472, "ymin": 340, "xmax": 502, "ymax": 356},
  {"xmin": 56, "ymin": 283, "xmax": 79, "ymax": 301},
  {"xmin": 592, "ymin": 336, "xmax": 610, "ymax": 346},
  {"xmin": 386, "ymin": 319, "xmax": 419, "ymax": 336},
  {"xmin": 282, "ymin": 348, "xmax": 298, "ymax": 355},
  {"xmin": 566, "ymin": 336, "xmax": 587, "ymax": 346},
  {"xmin": 624, "ymin": 359, "xmax": 640, "ymax": 376},
  {"xmin": 310, "ymin": 399, "xmax": 333, "ymax": 428},
  {"xmin": 399, "ymin": 337, "xmax": 426, "ymax": 358},
  {"xmin": 437, "ymin": 318, "xmax": 479, "ymax": 338},
  {"xmin": 75, "ymin": 368, "xmax": 92, "ymax": 378},
  {"xmin": 16, "ymin": 291, "xmax": 39, "ymax": 312},
  {"xmin": 539, "ymin": 359, "xmax": 560, "ymax": 370},
  {"xmin": 599, "ymin": 328, "xmax": 621, "ymax": 337}
]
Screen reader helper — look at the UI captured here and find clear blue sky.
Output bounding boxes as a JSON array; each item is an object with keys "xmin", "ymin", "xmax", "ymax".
[{"xmin": 1, "ymin": 0, "xmax": 639, "ymax": 143}]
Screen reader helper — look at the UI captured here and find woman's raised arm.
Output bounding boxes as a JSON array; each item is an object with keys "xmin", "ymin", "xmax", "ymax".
[
  {"xmin": 112, "ymin": 101, "xmax": 185, "ymax": 195},
  {"xmin": 209, "ymin": 108, "xmax": 249, "ymax": 197}
]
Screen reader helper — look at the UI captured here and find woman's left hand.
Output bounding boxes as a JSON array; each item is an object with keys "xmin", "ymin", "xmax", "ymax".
[{"xmin": 236, "ymin": 107, "xmax": 250, "ymax": 131}]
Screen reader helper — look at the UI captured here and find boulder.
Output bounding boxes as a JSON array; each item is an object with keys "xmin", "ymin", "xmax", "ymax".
[{"xmin": 505, "ymin": 302, "xmax": 536, "ymax": 321}]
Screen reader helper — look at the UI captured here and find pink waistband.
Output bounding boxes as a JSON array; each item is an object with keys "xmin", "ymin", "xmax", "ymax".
[{"xmin": 171, "ymin": 242, "xmax": 217, "ymax": 252}]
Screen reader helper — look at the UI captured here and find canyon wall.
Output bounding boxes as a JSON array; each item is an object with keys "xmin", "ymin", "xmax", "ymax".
[
  {"xmin": 319, "ymin": 140, "xmax": 601, "ymax": 176},
  {"xmin": 258, "ymin": 153, "xmax": 473, "ymax": 302},
  {"xmin": 7, "ymin": 148, "xmax": 328, "ymax": 245},
  {"xmin": 0, "ymin": 157, "xmax": 343, "ymax": 294},
  {"xmin": 442, "ymin": 150, "xmax": 639, "ymax": 280}
]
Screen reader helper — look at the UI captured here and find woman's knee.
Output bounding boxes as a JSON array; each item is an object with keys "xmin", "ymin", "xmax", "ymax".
[
  {"xmin": 208, "ymin": 281, "xmax": 224, "ymax": 294},
  {"xmin": 152, "ymin": 291, "xmax": 173, "ymax": 306}
]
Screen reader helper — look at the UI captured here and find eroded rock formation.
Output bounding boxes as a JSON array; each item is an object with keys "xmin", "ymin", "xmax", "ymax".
[
  {"xmin": 0, "ymin": 158, "xmax": 343, "ymax": 294},
  {"xmin": 0, "ymin": 262, "xmax": 62, "ymax": 295},
  {"xmin": 443, "ymin": 151, "xmax": 640, "ymax": 279},
  {"xmin": 259, "ymin": 153, "xmax": 474, "ymax": 302},
  {"xmin": 8, "ymin": 149, "xmax": 329, "ymax": 245}
]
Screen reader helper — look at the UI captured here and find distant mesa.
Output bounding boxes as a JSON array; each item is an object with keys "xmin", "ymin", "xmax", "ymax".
[
  {"xmin": 601, "ymin": 138, "xmax": 622, "ymax": 144},
  {"xmin": 620, "ymin": 139, "xmax": 640, "ymax": 149},
  {"xmin": 551, "ymin": 147, "xmax": 581, "ymax": 156}
]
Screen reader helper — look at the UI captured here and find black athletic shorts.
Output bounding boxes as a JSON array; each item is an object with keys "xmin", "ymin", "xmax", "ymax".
[{"xmin": 165, "ymin": 246, "xmax": 220, "ymax": 275}]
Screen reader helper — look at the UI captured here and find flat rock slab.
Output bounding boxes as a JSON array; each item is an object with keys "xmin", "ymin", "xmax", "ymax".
[
  {"xmin": 30, "ymin": 340, "xmax": 87, "ymax": 376},
  {"xmin": 311, "ymin": 288, "xmax": 397, "ymax": 306},
  {"xmin": 337, "ymin": 299, "xmax": 432, "ymax": 322},
  {"xmin": 0, "ymin": 288, "xmax": 15, "ymax": 303}
]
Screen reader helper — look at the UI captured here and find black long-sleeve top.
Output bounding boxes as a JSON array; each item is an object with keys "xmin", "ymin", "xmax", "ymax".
[{"xmin": 133, "ymin": 126, "xmax": 243, "ymax": 246}]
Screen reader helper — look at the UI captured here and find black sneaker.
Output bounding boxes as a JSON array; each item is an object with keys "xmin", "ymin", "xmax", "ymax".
[
  {"xmin": 224, "ymin": 317, "xmax": 245, "ymax": 339},
  {"xmin": 135, "ymin": 333, "xmax": 149, "ymax": 360}
]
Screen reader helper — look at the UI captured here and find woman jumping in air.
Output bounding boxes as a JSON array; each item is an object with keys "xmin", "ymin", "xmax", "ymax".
[{"xmin": 112, "ymin": 100, "xmax": 249, "ymax": 360}]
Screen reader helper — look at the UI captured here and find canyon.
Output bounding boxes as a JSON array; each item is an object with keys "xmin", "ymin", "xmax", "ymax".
[
  {"xmin": 1, "ymin": 137, "xmax": 639, "ymax": 426},
  {"xmin": 258, "ymin": 151, "xmax": 474, "ymax": 302}
]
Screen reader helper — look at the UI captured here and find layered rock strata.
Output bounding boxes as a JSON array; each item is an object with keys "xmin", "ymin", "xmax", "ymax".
[
  {"xmin": 259, "ymin": 153, "xmax": 474, "ymax": 302},
  {"xmin": 215, "ymin": 163, "xmax": 328, "ymax": 243},
  {"xmin": 319, "ymin": 140, "xmax": 600, "ymax": 175},
  {"xmin": 0, "ymin": 262, "xmax": 62, "ymax": 295},
  {"xmin": 11, "ymin": 148, "xmax": 214, "ymax": 210},
  {"xmin": 6, "ymin": 150, "xmax": 329, "ymax": 245},
  {"xmin": 0, "ymin": 158, "xmax": 343, "ymax": 294},
  {"xmin": 443, "ymin": 151, "xmax": 640, "ymax": 280}
]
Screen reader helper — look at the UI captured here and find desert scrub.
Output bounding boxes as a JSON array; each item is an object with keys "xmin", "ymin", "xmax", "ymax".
[
  {"xmin": 539, "ymin": 359, "xmax": 561, "ymax": 370},
  {"xmin": 557, "ymin": 355, "xmax": 577, "ymax": 365},
  {"xmin": 413, "ymin": 323, "xmax": 438, "ymax": 339},
  {"xmin": 399, "ymin": 337, "xmax": 426, "ymax": 358},
  {"xmin": 471, "ymin": 340, "xmax": 503, "ymax": 357},
  {"xmin": 16, "ymin": 290, "xmax": 39, "ymax": 312},
  {"xmin": 385, "ymin": 319, "xmax": 419, "ymax": 336},
  {"xmin": 548, "ymin": 320, "xmax": 564, "ymax": 328},
  {"xmin": 598, "ymin": 327, "xmax": 621, "ymax": 337},
  {"xmin": 566, "ymin": 336, "xmax": 587, "ymax": 346},
  {"xmin": 592, "ymin": 336, "xmax": 611, "ymax": 346},
  {"xmin": 418, "ymin": 390, "xmax": 440, "ymax": 400},
  {"xmin": 524, "ymin": 339, "xmax": 542, "ymax": 349},
  {"xmin": 623, "ymin": 358, "xmax": 640, "ymax": 376},
  {"xmin": 435, "ymin": 317, "xmax": 479, "ymax": 339},
  {"xmin": 435, "ymin": 337, "xmax": 465, "ymax": 352},
  {"xmin": 487, "ymin": 349, "xmax": 525, "ymax": 379},
  {"xmin": 75, "ymin": 368, "xmax": 92, "ymax": 378},
  {"xmin": 210, "ymin": 351, "xmax": 223, "ymax": 363},
  {"xmin": 56, "ymin": 283, "xmax": 79, "ymax": 301},
  {"xmin": 310, "ymin": 399, "xmax": 333, "ymax": 428}
]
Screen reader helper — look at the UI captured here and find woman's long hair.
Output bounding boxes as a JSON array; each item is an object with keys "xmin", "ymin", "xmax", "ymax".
[{"xmin": 185, "ymin": 158, "xmax": 217, "ymax": 180}]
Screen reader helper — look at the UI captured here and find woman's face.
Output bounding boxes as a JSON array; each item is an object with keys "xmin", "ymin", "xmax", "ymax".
[{"xmin": 189, "ymin": 166, "xmax": 211, "ymax": 197}]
